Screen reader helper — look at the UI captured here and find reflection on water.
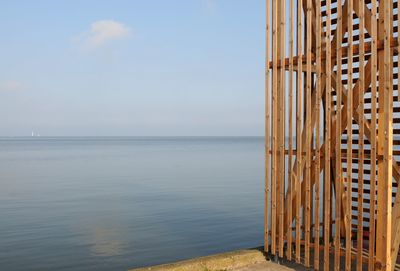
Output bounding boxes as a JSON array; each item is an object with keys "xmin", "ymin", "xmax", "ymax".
[
  {"xmin": 0, "ymin": 137, "xmax": 264, "ymax": 271},
  {"xmin": 89, "ymin": 227, "xmax": 127, "ymax": 257}
]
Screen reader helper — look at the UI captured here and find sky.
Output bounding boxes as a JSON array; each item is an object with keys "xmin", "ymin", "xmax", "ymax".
[{"xmin": 0, "ymin": 0, "xmax": 265, "ymax": 136}]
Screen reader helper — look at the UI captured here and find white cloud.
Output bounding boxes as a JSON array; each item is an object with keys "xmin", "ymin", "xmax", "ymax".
[
  {"xmin": 0, "ymin": 80, "xmax": 25, "ymax": 92},
  {"xmin": 77, "ymin": 20, "xmax": 131, "ymax": 49}
]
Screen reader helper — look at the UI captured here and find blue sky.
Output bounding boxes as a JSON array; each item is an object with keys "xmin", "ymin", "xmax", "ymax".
[{"xmin": 0, "ymin": 0, "xmax": 265, "ymax": 136}]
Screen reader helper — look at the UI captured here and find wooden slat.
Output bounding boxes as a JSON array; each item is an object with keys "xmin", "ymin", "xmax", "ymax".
[
  {"xmin": 376, "ymin": 0, "xmax": 393, "ymax": 270},
  {"xmin": 324, "ymin": 0, "xmax": 332, "ymax": 270},
  {"xmin": 369, "ymin": 2, "xmax": 377, "ymax": 269},
  {"xmin": 334, "ymin": 1, "xmax": 343, "ymax": 271},
  {"xmin": 278, "ymin": 0, "xmax": 285, "ymax": 258},
  {"xmin": 314, "ymin": 0, "xmax": 321, "ymax": 268},
  {"xmin": 295, "ymin": 0, "xmax": 303, "ymax": 263},
  {"xmin": 345, "ymin": 0, "xmax": 353, "ymax": 270},
  {"xmin": 271, "ymin": 0, "xmax": 278, "ymax": 254},
  {"xmin": 305, "ymin": 0, "xmax": 312, "ymax": 266},
  {"xmin": 276, "ymin": 0, "xmax": 281, "ymax": 257},
  {"xmin": 391, "ymin": 1, "xmax": 400, "ymax": 269},
  {"xmin": 357, "ymin": 1, "xmax": 365, "ymax": 270},
  {"xmin": 286, "ymin": 0, "xmax": 294, "ymax": 261},
  {"xmin": 264, "ymin": 0, "xmax": 271, "ymax": 254},
  {"xmin": 391, "ymin": 182, "xmax": 400, "ymax": 271}
]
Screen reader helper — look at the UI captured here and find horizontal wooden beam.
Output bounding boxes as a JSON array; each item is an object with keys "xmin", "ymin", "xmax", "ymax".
[{"xmin": 268, "ymin": 38, "xmax": 398, "ymax": 69}]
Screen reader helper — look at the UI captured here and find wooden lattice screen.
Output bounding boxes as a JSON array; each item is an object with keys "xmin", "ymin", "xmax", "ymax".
[{"xmin": 264, "ymin": 0, "xmax": 400, "ymax": 270}]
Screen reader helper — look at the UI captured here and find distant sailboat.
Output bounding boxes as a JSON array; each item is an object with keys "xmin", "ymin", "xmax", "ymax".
[{"xmin": 32, "ymin": 131, "xmax": 34, "ymax": 137}]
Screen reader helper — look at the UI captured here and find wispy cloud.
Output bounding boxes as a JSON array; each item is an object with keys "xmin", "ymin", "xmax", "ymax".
[
  {"xmin": 205, "ymin": 0, "xmax": 217, "ymax": 13},
  {"xmin": 76, "ymin": 20, "xmax": 131, "ymax": 49},
  {"xmin": 0, "ymin": 80, "xmax": 25, "ymax": 92}
]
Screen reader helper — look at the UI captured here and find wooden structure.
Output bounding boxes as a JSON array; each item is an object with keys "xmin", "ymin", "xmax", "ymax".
[{"xmin": 264, "ymin": 0, "xmax": 400, "ymax": 270}]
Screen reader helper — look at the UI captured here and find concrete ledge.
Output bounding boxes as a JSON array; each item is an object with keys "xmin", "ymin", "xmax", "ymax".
[{"xmin": 129, "ymin": 248, "xmax": 294, "ymax": 271}]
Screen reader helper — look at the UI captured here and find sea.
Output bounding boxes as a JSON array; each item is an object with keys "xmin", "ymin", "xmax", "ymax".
[{"xmin": 0, "ymin": 137, "xmax": 264, "ymax": 271}]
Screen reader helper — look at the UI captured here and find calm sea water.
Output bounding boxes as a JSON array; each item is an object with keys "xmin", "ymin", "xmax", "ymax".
[{"xmin": 0, "ymin": 137, "xmax": 264, "ymax": 271}]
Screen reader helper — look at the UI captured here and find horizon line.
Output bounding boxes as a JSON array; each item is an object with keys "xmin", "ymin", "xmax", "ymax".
[{"xmin": 0, "ymin": 135, "xmax": 265, "ymax": 138}]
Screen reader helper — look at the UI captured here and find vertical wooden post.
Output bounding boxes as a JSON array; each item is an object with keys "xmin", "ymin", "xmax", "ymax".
[
  {"xmin": 264, "ymin": 0, "xmax": 271, "ymax": 254},
  {"xmin": 324, "ymin": 0, "xmax": 332, "ymax": 270},
  {"xmin": 295, "ymin": 0, "xmax": 303, "ymax": 263},
  {"xmin": 334, "ymin": 1, "xmax": 343, "ymax": 270},
  {"xmin": 271, "ymin": 0, "xmax": 278, "ymax": 255},
  {"xmin": 314, "ymin": 0, "xmax": 321, "ymax": 268},
  {"xmin": 278, "ymin": 0, "xmax": 286, "ymax": 258},
  {"xmin": 345, "ymin": 0, "xmax": 353, "ymax": 270},
  {"xmin": 356, "ymin": 0, "xmax": 365, "ymax": 270},
  {"xmin": 305, "ymin": 0, "xmax": 312, "ymax": 266},
  {"xmin": 391, "ymin": 1, "xmax": 400, "ymax": 268},
  {"xmin": 369, "ymin": 1, "xmax": 377, "ymax": 270},
  {"xmin": 376, "ymin": 0, "xmax": 393, "ymax": 270},
  {"xmin": 276, "ymin": 0, "xmax": 282, "ymax": 257},
  {"xmin": 287, "ymin": 0, "xmax": 294, "ymax": 261}
]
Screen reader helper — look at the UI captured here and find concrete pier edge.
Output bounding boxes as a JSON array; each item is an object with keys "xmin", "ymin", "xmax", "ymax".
[{"xmin": 129, "ymin": 247, "xmax": 295, "ymax": 271}]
